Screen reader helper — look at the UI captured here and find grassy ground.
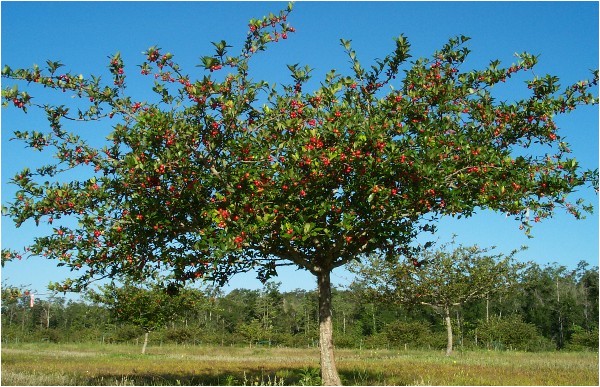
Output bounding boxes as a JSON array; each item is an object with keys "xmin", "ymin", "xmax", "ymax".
[{"xmin": 1, "ymin": 342, "xmax": 598, "ymax": 385}]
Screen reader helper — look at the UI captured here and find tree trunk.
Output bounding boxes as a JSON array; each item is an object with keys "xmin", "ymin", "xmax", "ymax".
[
  {"xmin": 317, "ymin": 269, "xmax": 342, "ymax": 386},
  {"xmin": 45, "ymin": 305, "xmax": 50, "ymax": 329},
  {"xmin": 141, "ymin": 331, "xmax": 149, "ymax": 355},
  {"xmin": 372, "ymin": 304, "xmax": 376, "ymax": 334},
  {"xmin": 444, "ymin": 306, "xmax": 453, "ymax": 356},
  {"xmin": 556, "ymin": 277, "xmax": 564, "ymax": 348},
  {"xmin": 456, "ymin": 309, "xmax": 462, "ymax": 349}
]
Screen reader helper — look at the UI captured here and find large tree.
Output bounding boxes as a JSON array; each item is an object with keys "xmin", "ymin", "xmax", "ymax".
[{"xmin": 1, "ymin": 4, "xmax": 597, "ymax": 384}]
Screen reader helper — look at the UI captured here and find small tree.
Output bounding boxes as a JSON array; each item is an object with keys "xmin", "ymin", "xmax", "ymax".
[
  {"xmin": 87, "ymin": 281, "xmax": 189, "ymax": 354},
  {"xmin": 238, "ymin": 318, "xmax": 267, "ymax": 347},
  {"xmin": 351, "ymin": 241, "xmax": 524, "ymax": 355},
  {"xmin": 2, "ymin": 4, "xmax": 597, "ymax": 384}
]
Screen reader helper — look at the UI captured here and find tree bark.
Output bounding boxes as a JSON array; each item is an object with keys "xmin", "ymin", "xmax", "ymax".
[
  {"xmin": 45, "ymin": 304, "xmax": 50, "ymax": 329},
  {"xmin": 141, "ymin": 331, "xmax": 149, "ymax": 355},
  {"xmin": 317, "ymin": 269, "xmax": 342, "ymax": 386},
  {"xmin": 444, "ymin": 306, "xmax": 453, "ymax": 356}
]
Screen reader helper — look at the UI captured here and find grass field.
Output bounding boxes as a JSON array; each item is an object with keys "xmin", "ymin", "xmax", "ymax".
[{"xmin": 1, "ymin": 342, "xmax": 598, "ymax": 385}]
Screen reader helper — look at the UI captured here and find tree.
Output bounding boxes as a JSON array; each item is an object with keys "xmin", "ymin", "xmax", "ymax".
[
  {"xmin": 574, "ymin": 262, "xmax": 599, "ymax": 332},
  {"xmin": 350, "ymin": 241, "xmax": 524, "ymax": 355},
  {"xmin": 1, "ymin": 284, "xmax": 31, "ymax": 331},
  {"xmin": 516, "ymin": 261, "xmax": 598, "ymax": 348},
  {"xmin": 255, "ymin": 281, "xmax": 283, "ymax": 344},
  {"xmin": 1, "ymin": 3, "xmax": 598, "ymax": 384},
  {"xmin": 87, "ymin": 281, "xmax": 190, "ymax": 354}
]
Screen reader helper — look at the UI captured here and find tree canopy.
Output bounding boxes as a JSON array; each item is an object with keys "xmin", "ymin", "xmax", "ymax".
[
  {"xmin": 2, "ymin": 5, "xmax": 597, "ymax": 288},
  {"xmin": 87, "ymin": 281, "xmax": 193, "ymax": 353}
]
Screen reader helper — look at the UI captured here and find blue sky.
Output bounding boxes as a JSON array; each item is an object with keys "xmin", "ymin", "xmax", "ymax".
[{"xmin": 1, "ymin": 1, "xmax": 598, "ymax": 297}]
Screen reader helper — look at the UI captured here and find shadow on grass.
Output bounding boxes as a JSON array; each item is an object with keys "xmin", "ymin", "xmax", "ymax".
[
  {"xmin": 83, "ymin": 368, "xmax": 398, "ymax": 386},
  {"xmin": 339, "ymin": 368, "xmax": 392, "ymax": 386},
  {"xmin": 86, "ymin": 366, "xmax": 324, "ymax": 386}
]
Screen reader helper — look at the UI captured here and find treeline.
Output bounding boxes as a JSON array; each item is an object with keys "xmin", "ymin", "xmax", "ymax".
[{"xmin": 1, "ymin": 260, "xmax": 597, "ymax": 352}]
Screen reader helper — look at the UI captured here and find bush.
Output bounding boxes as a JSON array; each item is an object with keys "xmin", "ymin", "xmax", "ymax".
[
  {"xmin": 26, "ymin": 328, "xmax": 63, "ymax": 343},
  {"xmin": 161, "ymin": 327, "xmax": 195, "ymax": 344},
  {"xmin": 385, "ymin": 320, "xmax": 432, "ymax": 349},
  {"xmin": 62, "ymin": 327, "xmax": 104, "ymax": 343},
  {"xmin": 362, "ymin": 331, "xmax": 390, "ymax": 349},
  {"xmin": 476, "ymin": 315, "xmax": 553, "ymax": 351},
  {"xmin": 383, "ymin": 320, "xmax": 447, "ymax": 350},
  {"xmin": 281, "ymin": 333, "xmax": 318, "ymax": 348},
  {"xmin": 333, "ymin": 326, "xmax": 364, "ymax": 348},
  {"xmin": 111, "ymin": 325, "xmax": 144, "ymax": 343},
  {"xmin": 0, "ymin": 325, "xmax": 29, "ymax": 343},
  {"xmin": 565, "ymin": 326, "xmax": 599, "ymax": 351}
]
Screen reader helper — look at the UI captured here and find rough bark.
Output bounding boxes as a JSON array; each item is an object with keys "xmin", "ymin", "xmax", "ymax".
[
  {"xmin": 141, "ymin": 331, "xmax": 149, "ymax": 355},
  {"xmin": 445, "ymin": 307, "xmax": 453, "ymax": 356},
  {"xmin": 317, "ymin": 269, "xmax": 342, "ymax": 386}
]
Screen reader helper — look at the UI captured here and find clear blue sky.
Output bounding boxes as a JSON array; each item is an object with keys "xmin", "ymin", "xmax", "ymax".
[{"xmin": 1, "ymin": 1, "xmax": 598, "ymax": 298}]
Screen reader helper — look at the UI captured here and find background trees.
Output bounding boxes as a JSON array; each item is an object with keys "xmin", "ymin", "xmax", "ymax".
[
  {"xmin": 511, "ymin": 261, "xmax": 599, "ymax": 349},
  {"xmin": 2, "ymin": 260, "xmax": 597, "ymax": 352},
  {"xmin": 349, "ymin": 241, "xmax": 524, "ymax": 355}
]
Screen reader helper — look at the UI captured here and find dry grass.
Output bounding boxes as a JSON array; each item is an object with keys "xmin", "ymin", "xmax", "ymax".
[{"xmin": 1, "ymin": 342, "xmax": 598, "ymax": 385}]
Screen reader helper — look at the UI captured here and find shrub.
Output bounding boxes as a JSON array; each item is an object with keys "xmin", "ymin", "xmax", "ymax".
[
  {"xmin": 333, "ymin": 326, "xmax": 364, "ymax": 348},
  {"xmin": 112, "ymin": 325, "xmax": 144, "ymax": 343},
  {"xmin": 476, "ymin": 315, "xmax": 553, "ymax": 351},
  {"xmin": 161, "ymin": 327, "xmax": 196, "ymax": 344},
  {"xmin": 27, "ymin": 328, "xmax": 63, "ymax": 343},
  {"xmin": 565, "ymin": 326, "xmax": 599, "ymax": 351},
  {"xmin": 385, "ymin": 320, "xmax": 432, "ymax": 349},
  {"xmin": 382, "ymin": 320, "xmax": 447, "ymax": 350},
  {"xmin": 362, "ymin": 331, "xmax": 390, "ymax": 349}
]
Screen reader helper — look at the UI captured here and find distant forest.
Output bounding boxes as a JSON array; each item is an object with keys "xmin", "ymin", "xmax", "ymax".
[{"xmin": 2, "ymin": 260, "xmax": 597, "ymax": 352}]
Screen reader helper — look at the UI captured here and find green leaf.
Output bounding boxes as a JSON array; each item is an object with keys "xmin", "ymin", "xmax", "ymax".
[
  {"xmin": 340, "ymin": 39, "xmax": 352, "ymax": 51},
  {"xmin": 303, "ymin": 223, "xmax": 313, "ymax": 235}
]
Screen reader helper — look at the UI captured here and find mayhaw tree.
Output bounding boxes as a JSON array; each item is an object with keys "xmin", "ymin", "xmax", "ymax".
[
  {"xmin": 349, "ymin": 240, "xmax": 525, "ymax": 356},
  {"xmin": 87, "ymin": 281, "xmax": 193, "ymax": 354},
  {"xmin": 2, "ymin": 3, "xmax": 598, "ymax": 385}
]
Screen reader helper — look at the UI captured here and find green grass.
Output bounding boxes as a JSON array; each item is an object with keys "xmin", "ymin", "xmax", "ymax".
[{"xmin": 1, "ymin": 342, "xmax": 598, "ymax": 385}]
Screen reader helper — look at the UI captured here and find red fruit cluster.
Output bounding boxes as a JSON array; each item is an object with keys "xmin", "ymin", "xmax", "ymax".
[
  {"xmin": 209, "ymin": 64, "xmax": 223, "ymax": 72},
  {"xmin": 147, "ymin": 50, "xmax": 160, "ymax": 62},
  {"xmin": 305, "ymin": 136, "xmax": 324, "ymax": 151},
  {"xmin": 12, "ymin": 98, "xmax": 25, "ymax": 109},
  {"xmin": 234, "ymin": 232, "xmax": 247, "ymax": 248}
]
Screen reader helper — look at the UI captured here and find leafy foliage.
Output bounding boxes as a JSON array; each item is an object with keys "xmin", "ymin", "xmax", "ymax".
[
  {"xmin": 350, "ymin": 240, "xmax": 524, "ymax": 309},
  {"xmin": 350, "ymin": 241, "xmax": 527, "ymax": 355},
  {"xmin": 87, "ymin": 281, "xmax": 192, "ymax": 333},
  {"xmin": 1, "ymin": 5, "xmax": 597, "ymax": 291},
  {"xmin": 476, "ymin": 315, "xmax": 552, "ymax": 351}
]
